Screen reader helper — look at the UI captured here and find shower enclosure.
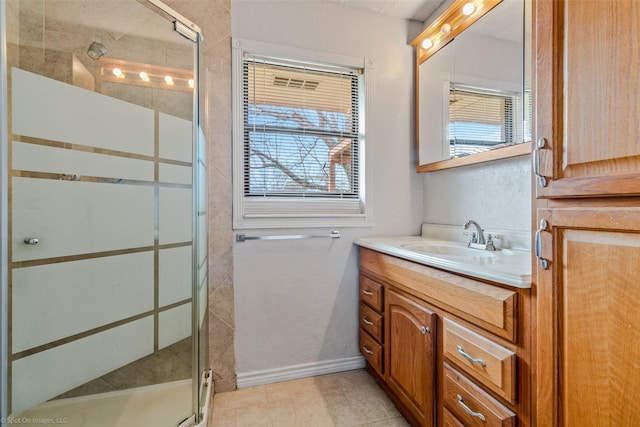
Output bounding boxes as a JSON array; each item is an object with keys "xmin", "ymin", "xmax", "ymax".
[{"xmin": 0, "ymin": 0, "xmax": 209, "ymax": 425}]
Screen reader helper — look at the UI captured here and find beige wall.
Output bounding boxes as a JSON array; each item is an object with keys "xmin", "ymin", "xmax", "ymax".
[{"xmin": 231, "ymin": 0, "xmax": 424, "ymax": 384}]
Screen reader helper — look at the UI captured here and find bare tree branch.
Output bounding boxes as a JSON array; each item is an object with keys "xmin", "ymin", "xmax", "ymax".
[
  {"xmin": 251, "ymin": 147, "xmax": 327, "ymax": 191},
  {"xmin": 248, "ymin": 105, "xmax": 352, "ymax": 192}
]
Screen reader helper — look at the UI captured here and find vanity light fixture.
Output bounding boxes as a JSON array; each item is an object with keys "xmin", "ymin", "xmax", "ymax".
[
  {"xmin": 422, "ymin": 38, "xmax": 434, "ymax": 49},
  {"xmin": 98, "ymin": 58, "xmax": 194, "ymax": 92},
  {"xmin": 462, "ymin": 2, "xmax": 476, "ymax": 15},
  {"xmin": 411, "ymin": 0, "xmax": 501, "ymax": 62}
]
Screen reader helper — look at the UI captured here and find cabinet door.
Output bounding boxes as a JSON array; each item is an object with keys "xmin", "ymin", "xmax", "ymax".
[
  {"xmin": 535, "ymin": 207, "xmax": 640, "ymax": 426},
  {"xmin": 534, "ymin": 0, "xmax": 640, "ymax": 198},
  {"xmin": 385, "ymin": 289, "xmax": 436, "ymax": 426}
]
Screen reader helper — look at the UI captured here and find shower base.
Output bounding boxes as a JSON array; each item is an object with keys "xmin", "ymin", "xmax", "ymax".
[{"xmin": 12, "ymin": 379, "xmax": 192, "ymax": 427}]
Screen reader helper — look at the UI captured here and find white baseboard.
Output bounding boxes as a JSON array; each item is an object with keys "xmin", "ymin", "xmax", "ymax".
[{"xmin": 236, "ymin": 356, "xmax": 366, "ymax": 389}]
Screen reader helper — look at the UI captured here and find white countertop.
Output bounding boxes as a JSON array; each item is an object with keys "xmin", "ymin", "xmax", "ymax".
[{"xmin": 355, "ymin": 224, "xmax": 532, "ymax": 288}]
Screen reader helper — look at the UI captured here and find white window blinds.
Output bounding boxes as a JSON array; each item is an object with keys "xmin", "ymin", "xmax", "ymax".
[{"xmin": 243, "ymin": 56, "xmax": 361, "ymax": 200}]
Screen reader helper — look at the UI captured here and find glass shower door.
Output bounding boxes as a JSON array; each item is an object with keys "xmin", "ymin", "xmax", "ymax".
[{"xmin": 1, "ymin": 1, "xmax": 205, "ymax": 425}]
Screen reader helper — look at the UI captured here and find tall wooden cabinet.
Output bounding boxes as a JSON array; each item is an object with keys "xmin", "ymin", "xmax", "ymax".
[{"xmin": 533, "ymin": 0, "xmax": 640, "ymax": 425}]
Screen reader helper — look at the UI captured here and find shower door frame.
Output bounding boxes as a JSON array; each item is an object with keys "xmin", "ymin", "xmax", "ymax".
[
  {"xmin": 1, "ymin": 0, "xmax": 9, "ymax": 424},
  {"xmin": 0, "ymin": 1, "xmax": 206, "ymax": 425}
]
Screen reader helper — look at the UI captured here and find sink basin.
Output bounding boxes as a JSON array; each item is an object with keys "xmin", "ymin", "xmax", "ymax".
[{"xmin": 401, "ymin": 242, "xmax": 508, "ymax": 259}]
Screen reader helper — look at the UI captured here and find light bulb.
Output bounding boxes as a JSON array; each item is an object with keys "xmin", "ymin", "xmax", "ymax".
[
  {"xmin": 441, "ymin": 23, "xmax": 451, "ymax": 34},
  {"xmin": 139, "ymin": 71, "xmax": 149, "ymax": 82},
  {"xmin": 422, "ymin": 38, "xmax": 433, "ymax": 49},
  {"xmin": 112, "ymin": 68, "xmax": 123, "ymax": 77},
  {"xmin": 188, "ymin": 79, "xmax": 195, "ymax": 88},
  {"xmin": 462, "ymin": 2, "xmax": 475, "ymax": 16},
  {"xmin": 164, "ymin": 75, "xmax": 174, "ymax": 85}
]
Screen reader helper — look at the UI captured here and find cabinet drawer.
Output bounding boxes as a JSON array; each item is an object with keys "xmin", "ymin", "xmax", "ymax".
[
  {"xmin": 443, "ymin": 318, "xmax": 516, "ymax": 403},
  {"xmin": 443, "ymin": 408, "xmax": 465, "ymax": 427},
  {"xmin": 359, "ymin": 303, "xmax": 383, "ymax": 343},
  {"xmin": 360, "ymin": 329, "xmax": 383, "ymax": 375},
  {"xmin": 360, "ymin": 275, "xmax": 383, "ymax": 312},
  {"xmin": 443, "ymin": 363, "xmax": 516, "ymax": 427}
]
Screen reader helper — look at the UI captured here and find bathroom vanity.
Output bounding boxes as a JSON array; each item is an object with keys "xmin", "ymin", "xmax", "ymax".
[{"xmin": 355, "ymin": 224, "xmax": 531, "ymax": 426}]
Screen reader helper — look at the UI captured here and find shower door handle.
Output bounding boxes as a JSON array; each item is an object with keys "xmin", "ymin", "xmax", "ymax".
[{"xmin": 24, "ymin": 237, "xmax": 39, "ymax": 245}]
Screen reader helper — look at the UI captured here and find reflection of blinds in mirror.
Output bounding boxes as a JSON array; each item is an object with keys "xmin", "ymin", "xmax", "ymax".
[
  {"xmin": 449, "ymin": 86, "xmax": 521, "ymax": 158},
  {"xmin": 524, "ymin": 89, "xmax": 532, "ymax": 143}
]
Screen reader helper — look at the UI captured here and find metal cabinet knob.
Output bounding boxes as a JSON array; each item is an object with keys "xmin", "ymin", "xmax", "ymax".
[{"xmin": 23, "ymin": 238, "xmax": 39, "ymax": 245}]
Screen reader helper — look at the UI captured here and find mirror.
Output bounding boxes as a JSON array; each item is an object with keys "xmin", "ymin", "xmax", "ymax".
[{"xmin": 412, "ymin": 0, "xmax": 531, "ymax": 172}]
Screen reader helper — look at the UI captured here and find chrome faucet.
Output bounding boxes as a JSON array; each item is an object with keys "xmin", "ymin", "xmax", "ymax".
[{"xmin": 463, "ymin": 220, "xmax": 486, "ymax": 245}]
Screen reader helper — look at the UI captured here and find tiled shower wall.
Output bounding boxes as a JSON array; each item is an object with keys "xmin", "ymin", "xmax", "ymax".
[{"xmin": 164, "ymin": 0, "xmax": 236, "ymax": 392}]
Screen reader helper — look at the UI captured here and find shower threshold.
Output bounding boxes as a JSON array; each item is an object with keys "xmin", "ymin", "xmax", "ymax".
[{"xmin": 12, "ymin": 379, "xmax": 192, "ymax": 427}]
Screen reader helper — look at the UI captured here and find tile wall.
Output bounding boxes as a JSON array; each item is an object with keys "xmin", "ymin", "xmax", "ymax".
[{"xmin": 163, "ymin": 0, "xmax": 236, "ymax": 392}]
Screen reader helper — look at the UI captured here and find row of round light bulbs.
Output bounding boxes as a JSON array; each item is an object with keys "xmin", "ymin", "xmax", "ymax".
[
  {"xmin": 422, "ymin": 2, "xmax": 476, "ymax": 49},
  {"xmin": 112, "ymin": 67, "xmax": 194, "ymax": 88}
]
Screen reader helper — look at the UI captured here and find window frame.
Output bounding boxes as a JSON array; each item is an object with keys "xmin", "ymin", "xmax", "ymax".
[{"xmin": 232, "ymin": 39, "xmax": 373, "ymax": 229}]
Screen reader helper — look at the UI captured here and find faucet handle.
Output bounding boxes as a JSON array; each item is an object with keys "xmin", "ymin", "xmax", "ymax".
[
  {"xmin": 463, "ymin": 231, "xmax": 477, "ymax": 243},
  {"xmin": 485, "ymin": 234, "xmax": 503, "ymax": 251}
]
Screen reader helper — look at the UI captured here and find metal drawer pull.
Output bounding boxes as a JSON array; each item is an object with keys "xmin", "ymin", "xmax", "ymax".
[
  {"xmin": 457, "ymin": 394, "xmax": 486, "ymax": 421},
  {"xmin": 362, "ymin": 317, "xmax": 374, "ymax": 326},
  {"xmin": 457, "ymin": 345, "xmax": 486, "ymax": 366},
  {"xmin": 362, "ymin": 345, "xmax": 374, "ymax": 355},
  {"xmin": 23, "ymin": 238, "xmax": 39, "ymax": 245},
  {"xmin": 362, "ymin": 289, "xmax": 374, "ymax": 296},
  {"xmin": 420, "ymin": 326, "xmax": 430, "ymax": 334}
]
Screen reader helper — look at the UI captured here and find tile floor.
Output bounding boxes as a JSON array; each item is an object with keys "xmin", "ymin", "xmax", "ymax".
[{"xmin": 210, "ymin": 369, "xmax": 411, "ymax": 427}]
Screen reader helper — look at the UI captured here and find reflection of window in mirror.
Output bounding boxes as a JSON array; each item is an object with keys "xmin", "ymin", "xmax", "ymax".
[{"xmin": 448, "ymin": 84, "xmax": 522, "ymax": 158}]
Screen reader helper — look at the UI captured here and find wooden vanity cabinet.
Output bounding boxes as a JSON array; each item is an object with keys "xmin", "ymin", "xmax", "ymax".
[{"xmin": 359, "ymin": 247, "xmax": 530, "ymax": 427}]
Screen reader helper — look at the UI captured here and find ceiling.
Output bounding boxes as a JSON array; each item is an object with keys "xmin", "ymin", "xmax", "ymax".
[{"xmin": 320, "ymin": 0, "xmax": 447, "ymax": 22}]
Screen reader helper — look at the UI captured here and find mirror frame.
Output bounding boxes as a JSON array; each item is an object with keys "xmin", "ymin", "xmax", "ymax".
[{"xmin": 411, "ymin": 0, "xmax": 531, "ymax": 172}]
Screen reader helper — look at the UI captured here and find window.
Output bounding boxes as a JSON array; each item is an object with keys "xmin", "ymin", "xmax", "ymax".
[
  {"xmin": 448, "ymin": 84, "xmax": 522, "ymax": 158},
  {"xmin": 232, "ymin": 39, "xmax": 371, "ymax": 228}
]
